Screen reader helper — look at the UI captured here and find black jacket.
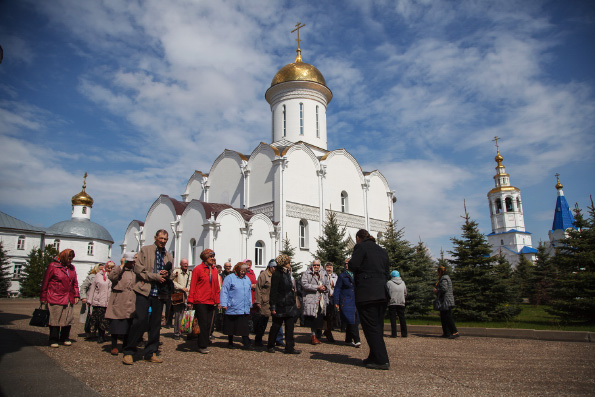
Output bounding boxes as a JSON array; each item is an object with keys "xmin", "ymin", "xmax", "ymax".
[
  {"xmin": 269, "ymin": 267, "xmax": 298, "ymax": 318},
  {"xmin": 348, "ymin": 238, "xmax": 390, "ymax": 304}
]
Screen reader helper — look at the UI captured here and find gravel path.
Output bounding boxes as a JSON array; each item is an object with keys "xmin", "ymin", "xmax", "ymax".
[{"xmin": 2, "ymin": 299, "xmax": 594, "ymax": 396}]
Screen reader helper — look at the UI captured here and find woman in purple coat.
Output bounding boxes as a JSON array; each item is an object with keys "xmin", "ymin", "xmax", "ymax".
[{"xmin": 334, "ymin": 260, "xmax": 360, "ymax": 347}]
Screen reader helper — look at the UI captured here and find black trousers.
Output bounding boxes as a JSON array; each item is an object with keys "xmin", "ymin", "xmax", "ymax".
[
  {"xmin": 195, "ymin": 303, "xmax": 215, "ymax": 349},
  {"xmin": 49, "ymin": 326, "xmax": 71, "ymax": 344},
  {"xmin": 267, "ymin": 316, "xmax": 295, "ymax": 351},
  {"xmin": 357, "ymin": 301, "xmax": 389, "ymax": 365},
  {"xmin": 123, "ymin": 293, "xmax": 163, "ymax": 357},
  {"xmin": 388, "ymin": 305, "xmax": 407, "ymax": 337},
  {"xmin": 440, "ymin": 309, "xmax": 458, "ymax": 336},
  {"xmin": 254, "ymin": 313, "xmax": 269, "ymax": 341},
  {"xmin": 344, "ymin": 323, "xmax": 360, "ymax": 343}
]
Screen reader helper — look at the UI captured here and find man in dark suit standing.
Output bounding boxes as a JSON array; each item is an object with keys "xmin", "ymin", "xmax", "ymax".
[{"xmin": 349, "ymin": 229, "xmax": 390, "ymax": 370}]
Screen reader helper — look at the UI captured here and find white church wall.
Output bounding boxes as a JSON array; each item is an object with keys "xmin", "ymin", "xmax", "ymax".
[
  {"xmin": 324, "ymin": 153, "xmax": 365, "ymax": 216},
  {"xmin": 183, "ymin": 172, "xmax": 206, "ymax": 202},
  {"xmin": 284, "ymin": 148, "xmax": 319, "ymax": 207},
  {"xmin": 246, "ymin": 215, "xmax": 275, "ymax": 277},
  {"xmin": 367, "ymin": 173, "xmax": 391, "ymax": 222},
  {"xmin": 144, "ymin": 197, "xmax": 177, "ymax": 252},
  {"xmin": 123, "ymin": 222, "xmax": 142, "ymax": 253},
  {"xmin": 284, "ymin": 216, "xmax": 318, "ymax": 268},
  {"xmin": 208, "ymin": 152, "xmax": 244, "ymax": 207},
  {"xmin": 179, "ymin": 201, "xmax": 209, "ymax": 267},
  {"xmin": 248, "ymin": 148, "xmax": 276, "ymax": 208},
  {"xmin": 213, "ymin": 212, "xmax": 244, "ymax": 265}
]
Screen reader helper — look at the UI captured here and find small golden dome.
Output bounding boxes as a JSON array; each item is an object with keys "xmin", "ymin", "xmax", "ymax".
[
  {"xmin": 72, "ymin": 173, "xmax": 94, "ymax": 207},
  {"xmin": 555, "ymin": 174, "xmax": 563, "ymax": 190},
  {"xmin": 271, "ymin": 50, "xmax": 327, "ymax": 87},
  {"xmin": 495, "ymin": 153, "xmax": 503, "ymax": 163}
]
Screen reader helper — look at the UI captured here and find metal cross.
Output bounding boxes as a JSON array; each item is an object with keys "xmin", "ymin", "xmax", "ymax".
[
  {"xmin": 492, "ymin": 136, "xmax": 500, "ymax": 152},
  {"xmin": 83, "ymin": 172, "xmax": 88, "ymax": 189},
  {"xmin": 292, "ymin": 22, "xmax": 306, "ymax": 50},
  {"xmin": 555, "ymin": 173, "xmax": 560, "ymax": 183}
]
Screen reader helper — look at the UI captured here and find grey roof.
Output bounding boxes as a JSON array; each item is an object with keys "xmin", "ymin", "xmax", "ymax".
[
  {"xmin": 0, "ymin": 211, "xmax": 45, "ymax": 233},
  {"xmin": 48, "ymin": 219, "xmax": 114, "ymax": 243}
]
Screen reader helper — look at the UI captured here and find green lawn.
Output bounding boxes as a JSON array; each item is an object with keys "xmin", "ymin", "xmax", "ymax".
[{"xmin": 400, "ymin": 304, "xmax": 595, "ymax": 332}]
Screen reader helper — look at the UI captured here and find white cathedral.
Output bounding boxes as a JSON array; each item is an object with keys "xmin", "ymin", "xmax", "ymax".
[{"xmin": 121, "ymin": 44, "xmax": 395, "ymax": 274}]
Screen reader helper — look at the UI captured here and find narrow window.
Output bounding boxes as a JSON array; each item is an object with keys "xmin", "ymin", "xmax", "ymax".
[
  {"xmin": 495, "ymin": 199, "xmax": 502, "ymax": 214},
  {"xmin": 53, "ymin": 239, "xmax": 60, "ymax": 251},
  {"xmin": 517, "ymin": 198, "xmax": 522, "ymax": 214},
  {"xmin": 501, "ymin": 240, "xmax": 504, "ymax": 246},
  {"xmin": 82, "ymin": 206, "xmax": 87, "ymax": 214},
  {"xmin": 87, "ymin": 242, "xmax": 94, "ymax": 256},
  {"xmin": 13, "ymin": 264, "xmax": 23, "ymax": 279},
  {"xmin": 283, "ymin": 105, "xmax": 286, "ymax": 137},
  {"xmin": 299, "ymin": 103, "xmax": 304, "ymax": 135},
  {"xmin": 190, "ymin": 238, "xmax": 197, "ymax": 265},
  {"xmin": 316, "ymin": 106, "xmax": 319, "ymax": 137},
  {"xmin": 255, "ymin": 241, "xmax": 264, "ymax": 266},
  {"xmin": 341, "ymin": 191, "xmax": 348, "ymax": 213},
  {"xmin": 505, "ymin": 197, "xmax": 513, "ymax": 212},
  {"xmin": 299, "ymin": 220, "xmax": 307, "ymax": 248},
  {"xmin": 17, "ymin": 236, "xmax": 25, "ymax": 250}
]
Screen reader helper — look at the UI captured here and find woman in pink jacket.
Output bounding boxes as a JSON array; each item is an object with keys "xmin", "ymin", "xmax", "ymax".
[
  {"xmin": 87, "ymin": 261, "xmax": 114, "ymax": 343},
  {"xmin": 40, "ymin": 249, "xmax": 80, "ymax": 348}
]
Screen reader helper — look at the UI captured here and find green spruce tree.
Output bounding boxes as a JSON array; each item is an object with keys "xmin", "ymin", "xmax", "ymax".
[
  {"xmin": 529, "ymin": 243, "xmax": 557, "ymax": 305},
  {"xmin": 279, "ymin": 236, "xmax": 303, "ymax": 280},
  {"xmin": 547, "ymin": 198, "xmax": 595, "ymax": 322},
  {"xmin": 449, "ymin": 207, "xmax": 520, "ymax": 321},
  {"xmin": 513, "ymin": 254, "xmax": 535, "ymax": 302},
  {"xmin": 19, "ymin": 246, "xmax": 58, "ymax": 298},
  {"xmin": 0, "ymin": 242, "xmax": 11, "ymax": 298},
  {"xmin": 378, "ymin": 219, "xmax": 414, "ymax": 272},
  {"xmin": 314, "ymin": 211, "xmax": 349, "ymax": 273},
  {"xmin": 400, "ymin": 241, "xmax": 436, "ymax": 317}
]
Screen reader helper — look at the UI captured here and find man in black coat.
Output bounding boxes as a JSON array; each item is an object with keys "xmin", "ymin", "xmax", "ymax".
[{"xmin": 349, "ymin": 229, "xmax": 390, "ymax": 370}]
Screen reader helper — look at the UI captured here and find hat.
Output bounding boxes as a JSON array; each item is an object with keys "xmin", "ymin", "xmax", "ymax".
[
  {"xmin": 200, "ymin": 249, "xmax": 215, "ymax": 261},
  {"xmin": 275, "ymin": 254, "xmax": 291, "ymax": 267},
  {"xmin": 267, "ymin": 259, "xmax": 277, "ymax": 268},
  {"xmin": 391, "ymin": 270, "xmax": 400, "ymax": 278},
  {"xmin": 123, "ymin": 252, "xmax": 135, "ymax": 262}
]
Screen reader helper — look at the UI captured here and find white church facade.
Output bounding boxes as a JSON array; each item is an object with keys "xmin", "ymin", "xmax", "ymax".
[{"xmin": 122, "ymin": 44, "xmax": 395, "ymax": 275}]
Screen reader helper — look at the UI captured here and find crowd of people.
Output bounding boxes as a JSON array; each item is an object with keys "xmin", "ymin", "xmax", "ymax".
[{"xmin": 39, "ymin": 228, "xmax": 459, "ymax": 370}]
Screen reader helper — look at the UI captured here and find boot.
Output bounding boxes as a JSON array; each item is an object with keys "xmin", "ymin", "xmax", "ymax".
[
  {"xmin": 324, "ymin": 330, "xmax": 335, "ymax": 343},
  {"xmin": 311, "ymin": 335, "xmax": 322, "ymax": 345}
]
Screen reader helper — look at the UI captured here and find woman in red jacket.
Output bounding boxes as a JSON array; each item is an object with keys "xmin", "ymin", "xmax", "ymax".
[
  {"xmin": 187, "ymin": 249, "xmax": 220, "ymax": 354},
  {"xmin": 40, "ymin": 249, "xmax": 80, "ymax": 348}
]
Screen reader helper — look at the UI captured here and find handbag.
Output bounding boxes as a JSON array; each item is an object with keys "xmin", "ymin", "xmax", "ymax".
[
  {"xmin": 180, "ymin": 309, "xmax": 194, "ymax": 334},
  {"xmin": 192, "ymin": 317, "xmax": 201, "ymax": 335},
  {"xmin": 30, "ymin": 304, "xmax": 49, "ymax": 327},
  {"xmin": 84, "ymin": 306, "xmax": 92, "ymax": 333},
  {"xmin": 171, "ymin": 292, "xmax": 184, "ymax": 306},
  {"xmin": 433, "ymin": 298, "xmax": 443, "ymax": 311}
]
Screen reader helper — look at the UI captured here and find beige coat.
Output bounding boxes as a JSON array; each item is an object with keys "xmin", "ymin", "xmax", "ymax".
[
  {"xmin": 133, "ymin": 244, "xmax": 173, "ymax": 297},
  {"xmin": 255, "ymin": 269, "xmax": 273, "ymax": 317},
  {"xmin": 105, "ymin": 265, "xmax": 136, "ymax": 320},
  {"xmin": 171, "ymin": 268, "xmax": 192, "ymax": 301}
]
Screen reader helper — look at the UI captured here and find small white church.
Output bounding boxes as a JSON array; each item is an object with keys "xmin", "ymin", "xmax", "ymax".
[{"xmin": 121, "ymin": 40, "xmax": 395, "ymax": 274}]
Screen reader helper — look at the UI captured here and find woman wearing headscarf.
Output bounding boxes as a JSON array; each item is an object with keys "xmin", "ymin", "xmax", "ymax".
[
  {"xmin": 301, "ymin": 259, "xmax": 330, "ymax": 345},
  {"xmin": 106, "ymin": 252, "xmax": 137, "ymax": 355},
  {"xmin": 334, "ymin": 260, "xmax": 361, "ymax": 347},
  {"xmin": 80, "ymin": 263, "xmax": 103, "ymax": 338},
  {"xmin": 434, "ymin": 266, "xmax": 459, "ymax": 339},
  {"xmin": 267, "ymin": 254, "xmax": 300, "ymax": 354},
  {"xmin": 87, "ymin": 261, "xmax": 114, "ymax": 343},
  {"xmin": 40, "ymin": 249, "xmax": 80, "ymax": 348},
  {"xmin": 220, "ymin": 263, "xmax": 253, "ymax": 349}
]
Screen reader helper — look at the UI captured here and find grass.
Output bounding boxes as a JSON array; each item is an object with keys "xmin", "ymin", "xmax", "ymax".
[{"xmin": 400, "ymin": 304, "xmax": 595, "ymax": 332}]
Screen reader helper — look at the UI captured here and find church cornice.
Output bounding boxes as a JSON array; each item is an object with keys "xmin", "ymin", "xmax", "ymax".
[{"xmin": 488, "ymin": 186, "xmax": 521, "ymax": 195}]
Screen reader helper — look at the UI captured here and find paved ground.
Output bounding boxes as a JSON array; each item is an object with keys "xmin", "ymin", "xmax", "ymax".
[{"xmin": 1, "ymin": 299, "xmax": 594, "ymax": 396}]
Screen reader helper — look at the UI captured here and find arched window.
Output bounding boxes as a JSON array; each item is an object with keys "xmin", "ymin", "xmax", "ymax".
[
  {"xmin": 87, "ymin": 242, "xmax": 94, "ymax": 256},
  {"xmin": 299, "ymin": 103, "xmax": 304, "ymax": 135},
  {"xmin": 495, "ymin": 199, "xmax": 502, "ymax": 214},
  {"xmin": 316, "ymin": 106, "xmax": 319, "ymax": 137},
  {"xmin": 17, "ymin": 235, "xmax": 25, "ymax": 250},
  {"xmin": 299, "ymin": 220, "xmax": 308, "ymax": 249},
  {"xmin": 82, "ymin": 206, "xmax": 87, "ymax": 214},
  {"xmin": 189, "ymin": 238, "xmax": 197, "ymax": 265},
  {"xmin": 341, "ymin": 191, "xmax": 348, "ymax": 213},
  {"xmin": 255, "ymin": 241, "xmax": 264, "ymax": 266},
  {"xmin": 505, "ymin": 197, "xmax": 513, "ymax": 212},
  {"xmin": 501, "ymin": 239, "xmax": 504, "ymax": 246},
  {"xmin": 517, "ymin": 197, "xmax": 522, "ymax": 214},
  {"xmin": 53, "ymin": 239, "xmax": 60, "ymax": 251},
  {"xmin": 282, "ymin": 105, "xmax": 286, "ymax": 137}
]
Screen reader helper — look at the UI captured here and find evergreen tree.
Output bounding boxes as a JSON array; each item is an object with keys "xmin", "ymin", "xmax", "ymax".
[
  {"xmin": 314, "ymin": 211, "xmax": 350, "ymax": 273},
  {"xmin": 547, "ymin": 197, "xmax": 595, "ymax": 322},
  {"xmin": 0, "ymin": 242, "xmax": 11, "ymax": 297},
  {"xmin": 279, "ymin": 236, "xmax": 303, "ymax": 280},
  {"xmin": 378, "ymin": 219, "xmax": 414, "ymax": 272},
  {"xmin": 529, "ymin": 243, "xmax": 557, "ymax": 305},
  {"xmin": 513, "ymin": 254, "xmax": 534, "ymax": 301},
  {"xmin": 449, "ymin": 208, "xmax": 520, "ymax": 321},
  {"xmin": 400, "ymin": 241, "xmax": 436, "ymax": 317},
  {"xmin": 19, "ymin": 246, "xmax": 58, "ymax": 298}
]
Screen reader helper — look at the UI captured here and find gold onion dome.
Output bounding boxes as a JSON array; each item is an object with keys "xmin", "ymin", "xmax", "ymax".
[
  {"xmin": 555, "ymin": 174, "xmax": 563, "ymax": 190},
  {"xmin": 270, "ymin": 50, "xmax": 327, "ymax": 87},
  {"xmin": 72, "ymin": 173, "xmax": 94, "ymax": 207},
  {"xmin": 495, "ymin": 151, "xmax": 504, "ymax": 166}
]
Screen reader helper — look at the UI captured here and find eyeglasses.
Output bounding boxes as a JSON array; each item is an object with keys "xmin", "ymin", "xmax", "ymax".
[{"xmin": 312, "ymin": 264, "xmax": 320, "ymax": 266}]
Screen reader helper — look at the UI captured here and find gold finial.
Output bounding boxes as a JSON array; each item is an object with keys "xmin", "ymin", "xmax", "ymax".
[
  {"xmin": 82, "ymin": 172, "xmax": 88, "ymax": 190},
  {"xmin": 72, "ymin": 172, "xmax": 94, "ymax": 207},
  {"xmin": 493, "ymin": 136, "xmax": 500, "ymax": 153},
  {"xmin": 492, "ymin": 136, "xmax": 504, "ymax": 166},
  {"xmin": 555, "ymin": 173, "xmax": 563, "ymax": 190},
  {"xmin": 291, "ymin": 22, "xmax": 306, "ymax": 63}
]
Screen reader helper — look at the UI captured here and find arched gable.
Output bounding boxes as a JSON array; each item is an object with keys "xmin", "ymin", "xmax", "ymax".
[
  {"xmin": 283, "ymin": 143, "xmax": 320, "ymax": 207},
  {"xmin": 207, "ymin": 150, "xmax": 246, "ymax": 207},
  {"xmin": 179, "ymin": 200, "xmax": 209, "ymax": 265},
  {"xmin": 248, "ymin": 143, "xmax": 278, "ymax": 208},
  {"xmin": 182, "ymin": 171, "xmax": 208, "ymax": 202},
  {"xmin": 214, "ymin": 208, "xmax": 246, "ymax": 263},
  {"xmin": 321, "ymin": 150, "xmax": 366, "ymax": 216},
  {"xmin": 123, "ymin": 220, "xmax": 144, "ymax": 253},
  {"xmin": 366, "ymin": 171, "xmax": 392, "ymax": 221},
  {"xmin": 320, "ymin": 149, "xmax": 365, "ymax": 184},
  {"xmin": 144, "ymin": 195, "xmax": 178, "ymax": 252}
]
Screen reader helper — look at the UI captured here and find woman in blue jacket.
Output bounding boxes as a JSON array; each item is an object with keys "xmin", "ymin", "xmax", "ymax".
[
  {"xmin": 334, "ymin": 260, "xmax": 361, "ymax": 347},
  {"xmin": 220, "ymin": 262, "xmax": 253, "ymax": 349}
]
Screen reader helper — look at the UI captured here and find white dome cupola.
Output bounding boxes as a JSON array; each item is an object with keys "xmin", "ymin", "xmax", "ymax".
[{"xmin": 71, "ymin": 172, "xmax": 93, "ymax": 220}]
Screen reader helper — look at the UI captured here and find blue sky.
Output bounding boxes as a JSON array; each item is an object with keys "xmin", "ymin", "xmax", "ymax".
[{"xmin": 1, "ymin": 0, "xmax": 594, "ymax": 260}]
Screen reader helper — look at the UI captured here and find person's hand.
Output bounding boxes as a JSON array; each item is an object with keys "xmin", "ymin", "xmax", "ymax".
[
  {"xmin": 317, "ymin": 285, "xmax": 326, "ymax": 292},
  {"xmin": 433, "ymin": 288, "xmax": 437, "ymax": 294},
  {"xmin": 217, "ymin": 304, "xmax": 221, "ymax": 310},
  {"xmin": 40, "ymin": 300, "xmax": 47, "ymax": 305},
  {"xmin": 335, "ymin": 304, "xmax": 339, "ymax": 310},
  {"xmin": 251, "ymin": 284, "xmax": 256, "ymax": 290},
  {"xmin": 81, "ymin": 298, "xmax": 87, "ymax": 304},
  {"xmin": 159, "ymin": 277, "xmax": 166, "ymax": 283},
  {"xmin": 160, "ymin": 270, "xmax": 168, "ymax": 276},
  {"xmin": 183, "ymin": 288, "xmax": 189, "ymax": 293},
  {"xmin": 187, "ymin": 303, "xmax": 193, "ymax": 310},
  {"xmin": 271, "ymin": 310, "xmax": 276, "ymax": 315},
  {"xmin": 255, "ymin": 303, "xmax": 261, "ymax": 308},
  {"xmin": 74, "ymin": 297, "xmax": 80, "ymax": 305},
  {"xmin": 221, "ymin": 306, "xmax": 227, "ymax": 311}
]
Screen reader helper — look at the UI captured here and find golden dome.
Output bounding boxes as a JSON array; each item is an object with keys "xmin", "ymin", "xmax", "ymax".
[
  {"xmin": 555, "ymin": 174, "xmax": 563, "ymax": 190},
  {"xmin": 72, "ymin": 173, "xmax": 94, "ymax": 207},
  {"xmin": 270, "ymin": 50, "xmax": 327, "ymax": 87}
]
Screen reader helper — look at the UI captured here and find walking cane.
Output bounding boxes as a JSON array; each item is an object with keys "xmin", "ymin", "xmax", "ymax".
[{"xmin": 210, "ymin": 306, "xmax": 216, "ymax": 335}]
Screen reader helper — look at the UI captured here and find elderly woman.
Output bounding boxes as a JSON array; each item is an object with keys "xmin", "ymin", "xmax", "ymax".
[
  {"xmin": 301, "ymin": 259, "xmax": 331, "ymax": 345},
  {"xmin": 434, "ymin": 266, "xmax": 459, "ymax": 339},
  {"xmin": 106, "ymin": 253, "xmax": 137, "ymax": 355},
  {"xmin": 334, "ymin": 260, "xmax": 361, "ymax": 347},
  {"xmin": 40, "ymin": 249, "xmax": 80, "ymax": 348},
  {"xmin": 220, "ymin": 263, "xmax": 253, "ymax": 349},
  {"xmin": 267, "ymin": 254, "xmax": 300, "ymax": 354},
  {"xmin": 79, "ymin": 263, "xmax": 103, "ymax": 338},
  {"xmin": 87, "ymin": 261, "xmax": 114, "ymax": 343}
]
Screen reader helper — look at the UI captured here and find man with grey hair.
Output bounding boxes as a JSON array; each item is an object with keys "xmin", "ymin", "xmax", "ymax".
[{"xmin": 171, "ymin": 258, "xmax": 191, "ymax": 340}]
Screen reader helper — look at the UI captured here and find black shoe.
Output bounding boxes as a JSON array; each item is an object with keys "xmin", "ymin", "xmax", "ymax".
[
  {"xmin": 390, "ymin": 335, "xmax": 397, "ymax": 338},
  {"xmin": 366, "ymin": 362, "xmax": 390, "ymax": 370},
  {"xmin": 242, "ymin": 345, "xmax": 254, "ymax": 351},
  {"xmin": 440, "ymin": 334, "xmax": 450, "ymax": 338},
  {"xmin": 448, "ymin": 334, "xmax": 460, "ymax": 339},
  {"xmin": 254, "ymin": 341, "xmax": 264, "ymax": 347},
  {"xmin": 284, "ymin": 349, "xmax": 301, "ymax": 354},
  {"xmin": 362, "ymin": 357, "xmax": 372, "ymax": 366},
  {"xmin": 266, "ymin": 347, "xmax": 275, "ymax": 353},
  {"xmin": 97, "ymin": 336, "xmax": 105, "ymax": 344},
  {"xmin": 402, "ymin": 335, "xmax": 408, "ymax": 338},
  {"xmin": 275, "ymin": 341, "xmax": 285, "ymax": 347},
  {"xmin": 227, "ymin": 344, "xmax": 235, "ymax": 349}
]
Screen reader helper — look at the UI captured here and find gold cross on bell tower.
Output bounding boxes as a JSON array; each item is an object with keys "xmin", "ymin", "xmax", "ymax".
[
  {"xmin": 492, "ymin": 136, "xmax": 500, "ymax": 153},
  {"xmin": 291, "ymin": 22, "xmax": 306, "ymax": 62}
]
